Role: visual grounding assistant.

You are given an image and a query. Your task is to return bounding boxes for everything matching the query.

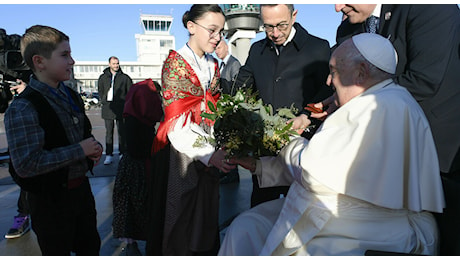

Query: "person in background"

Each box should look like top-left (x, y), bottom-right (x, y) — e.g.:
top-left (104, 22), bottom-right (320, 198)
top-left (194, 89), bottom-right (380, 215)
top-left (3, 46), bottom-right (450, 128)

top-left (233, 4), bottom-right (332, 208)
top-left (3, 81), bottom-right (30, 240)
top-left (215, 39), bottom-right (241, 96)
top-left (304, 4), bottom-right (460, 255)
top-left (4, 189), bottom-right (30, 239)
top-left (214, 39), bottom-right (241, 184)
top-left (5, 25), bottom-right (102, 255)
top-left (219, 33), bottom-right (445, 256)
top-left (145, 4), bottom-right (232, 256)
top-left (98, 56), bottom-right (132, 165)
top-left (112, 79), bottom-right (163, 256)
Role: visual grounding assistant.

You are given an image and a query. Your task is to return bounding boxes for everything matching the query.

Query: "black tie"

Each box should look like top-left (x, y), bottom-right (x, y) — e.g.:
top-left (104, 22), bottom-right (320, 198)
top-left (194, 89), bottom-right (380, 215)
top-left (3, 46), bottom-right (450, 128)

top-left (220, 62), bottom-right (225, 72)
top-left (276, 45), bottom-right (283, 54)
top-left (367, 15), bottom-right (379, 34)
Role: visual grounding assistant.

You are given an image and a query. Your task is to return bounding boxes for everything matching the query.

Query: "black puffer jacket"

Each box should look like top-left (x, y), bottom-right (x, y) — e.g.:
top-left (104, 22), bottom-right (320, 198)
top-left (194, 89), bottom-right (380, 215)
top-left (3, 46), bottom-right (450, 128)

top-left (97, 67), bottom-right (133, 120)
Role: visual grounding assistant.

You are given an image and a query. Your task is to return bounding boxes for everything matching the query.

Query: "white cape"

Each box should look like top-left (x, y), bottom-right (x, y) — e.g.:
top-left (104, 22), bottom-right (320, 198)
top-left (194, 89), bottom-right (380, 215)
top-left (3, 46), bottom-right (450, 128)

top-left (220, 80), bottom-right (445, 256)
top-left (299, 80), bottom-right (444, 212)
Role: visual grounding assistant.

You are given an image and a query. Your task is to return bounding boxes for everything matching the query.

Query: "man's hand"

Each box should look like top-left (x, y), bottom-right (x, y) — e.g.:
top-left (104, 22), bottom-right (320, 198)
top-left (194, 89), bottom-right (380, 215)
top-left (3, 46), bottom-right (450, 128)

top-left (10, 80), bottom-right (26, 96)
top-left (288, 114), bottom-right (311, 135)
top-left (310, 92), bottom-right (339, 120)
top-left (230, 156), bottom-right (257, 172)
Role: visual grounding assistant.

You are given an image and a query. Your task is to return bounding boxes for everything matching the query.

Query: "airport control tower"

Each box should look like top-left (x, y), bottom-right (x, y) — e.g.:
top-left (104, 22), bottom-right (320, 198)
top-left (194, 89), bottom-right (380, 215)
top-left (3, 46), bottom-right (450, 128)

top-left (135, 14), bottom-right (175, 65)
top-left (221, 4), bottom-right (263, 65)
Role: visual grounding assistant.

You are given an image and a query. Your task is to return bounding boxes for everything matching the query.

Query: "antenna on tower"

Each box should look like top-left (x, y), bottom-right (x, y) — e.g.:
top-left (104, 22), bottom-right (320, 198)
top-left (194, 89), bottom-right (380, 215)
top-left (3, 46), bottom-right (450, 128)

top-left (139, 9), bottom-right (143, 30)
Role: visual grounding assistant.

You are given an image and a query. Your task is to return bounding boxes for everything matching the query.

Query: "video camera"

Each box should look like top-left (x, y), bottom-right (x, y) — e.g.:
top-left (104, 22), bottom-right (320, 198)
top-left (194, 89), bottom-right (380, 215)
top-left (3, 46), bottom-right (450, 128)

top-left (0, 28), bottom-right (32, 113)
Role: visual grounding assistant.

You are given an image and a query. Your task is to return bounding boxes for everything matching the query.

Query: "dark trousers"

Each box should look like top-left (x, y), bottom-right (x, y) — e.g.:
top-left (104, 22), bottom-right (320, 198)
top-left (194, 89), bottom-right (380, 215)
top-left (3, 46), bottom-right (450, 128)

top-left (250, 175), bottom-right (289, 208)
top-left (17, 189), bottom-right (29, 215)
top-left (104, 118), bottom-right (126, 155)
top-left (219, 167), bottom-right (240, 182)
top-left (435, 170), bottom-right (460, 256)
top-left (28, 178), bottom-right (101, 256)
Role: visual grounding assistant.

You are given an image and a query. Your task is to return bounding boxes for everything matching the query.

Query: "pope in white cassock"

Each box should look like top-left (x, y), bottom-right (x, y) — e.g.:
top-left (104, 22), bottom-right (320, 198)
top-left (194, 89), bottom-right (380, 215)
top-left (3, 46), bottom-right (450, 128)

top-left (218, 33), bottom-right (445, 256)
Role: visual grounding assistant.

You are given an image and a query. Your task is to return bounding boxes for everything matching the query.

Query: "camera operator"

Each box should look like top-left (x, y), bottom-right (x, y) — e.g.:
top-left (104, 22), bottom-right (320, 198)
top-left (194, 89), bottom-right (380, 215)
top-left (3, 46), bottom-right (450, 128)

top-left (1, 28), bottom-right (31, 112)
top-left (3, 80), bottom-right (29, 240)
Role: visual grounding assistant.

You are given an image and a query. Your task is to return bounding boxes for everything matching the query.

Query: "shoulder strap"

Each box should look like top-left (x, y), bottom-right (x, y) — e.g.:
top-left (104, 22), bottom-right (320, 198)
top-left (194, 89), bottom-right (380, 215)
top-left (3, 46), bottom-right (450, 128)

top-left (20, 87), bottom-right (70, 148)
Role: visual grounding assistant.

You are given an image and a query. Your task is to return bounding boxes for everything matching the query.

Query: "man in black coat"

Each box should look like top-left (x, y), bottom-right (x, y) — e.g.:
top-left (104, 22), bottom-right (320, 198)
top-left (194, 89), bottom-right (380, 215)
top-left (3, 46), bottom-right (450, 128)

top-left (234, 4), bottom-right (332, 208)
top-left (332, 4), bottom-right (460, 255)
top-left (98, 56), bottom-right (132, 165)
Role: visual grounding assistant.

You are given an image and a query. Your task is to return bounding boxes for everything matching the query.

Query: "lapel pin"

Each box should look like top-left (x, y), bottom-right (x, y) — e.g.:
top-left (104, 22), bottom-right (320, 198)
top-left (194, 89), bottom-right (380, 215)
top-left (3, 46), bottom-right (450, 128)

top-left (385, 12), bottom-right (391, 21)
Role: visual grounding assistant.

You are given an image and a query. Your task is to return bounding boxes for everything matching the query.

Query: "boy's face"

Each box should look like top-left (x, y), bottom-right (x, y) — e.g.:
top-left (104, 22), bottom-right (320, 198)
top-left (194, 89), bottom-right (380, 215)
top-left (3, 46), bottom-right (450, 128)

top-left (41, 40), bottom-right (74, 83)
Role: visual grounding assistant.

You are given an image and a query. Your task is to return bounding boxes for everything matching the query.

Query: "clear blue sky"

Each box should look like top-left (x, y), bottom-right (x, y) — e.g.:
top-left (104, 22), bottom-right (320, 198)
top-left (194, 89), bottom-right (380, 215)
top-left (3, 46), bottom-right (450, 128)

top-left (1, 4), bottom-right (341, 62)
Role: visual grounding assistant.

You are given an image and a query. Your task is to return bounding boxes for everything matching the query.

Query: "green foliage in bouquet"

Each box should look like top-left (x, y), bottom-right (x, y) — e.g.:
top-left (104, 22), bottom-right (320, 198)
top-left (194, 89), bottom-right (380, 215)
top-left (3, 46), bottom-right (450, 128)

top-left (194, 89), bottom-right (299, 159)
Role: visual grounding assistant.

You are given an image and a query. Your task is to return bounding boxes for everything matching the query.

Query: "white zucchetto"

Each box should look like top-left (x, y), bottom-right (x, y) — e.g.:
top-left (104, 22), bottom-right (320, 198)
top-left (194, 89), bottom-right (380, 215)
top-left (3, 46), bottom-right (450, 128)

top-left (352, 33), bottom-right (398, 74)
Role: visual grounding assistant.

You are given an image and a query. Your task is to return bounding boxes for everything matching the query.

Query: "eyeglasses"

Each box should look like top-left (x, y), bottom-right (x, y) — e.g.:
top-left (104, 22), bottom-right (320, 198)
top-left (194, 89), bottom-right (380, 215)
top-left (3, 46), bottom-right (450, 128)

top-left (263, 22), bottom-right (291, 32)
top-left (263, 17), bottom-right (292, 32)
top-left (193, 21), bottom-right (227, 39)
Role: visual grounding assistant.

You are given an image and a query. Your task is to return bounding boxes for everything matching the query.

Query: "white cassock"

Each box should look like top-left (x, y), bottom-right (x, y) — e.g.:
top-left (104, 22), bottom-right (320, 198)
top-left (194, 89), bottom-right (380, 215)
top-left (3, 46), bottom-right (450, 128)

top-left (218, 79), bottom-right (445, 256)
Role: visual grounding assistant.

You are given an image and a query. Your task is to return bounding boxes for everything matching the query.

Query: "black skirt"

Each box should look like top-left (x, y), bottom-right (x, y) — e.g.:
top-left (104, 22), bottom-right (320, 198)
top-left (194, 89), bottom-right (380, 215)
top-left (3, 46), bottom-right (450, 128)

top-left (112, 154), bottom-right (150, 240)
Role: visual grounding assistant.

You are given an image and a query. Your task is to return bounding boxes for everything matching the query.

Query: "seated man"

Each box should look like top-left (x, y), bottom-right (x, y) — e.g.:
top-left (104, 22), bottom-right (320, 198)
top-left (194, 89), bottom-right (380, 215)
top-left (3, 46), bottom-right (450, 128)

top-left (219, 33), bottom-right (445, 256)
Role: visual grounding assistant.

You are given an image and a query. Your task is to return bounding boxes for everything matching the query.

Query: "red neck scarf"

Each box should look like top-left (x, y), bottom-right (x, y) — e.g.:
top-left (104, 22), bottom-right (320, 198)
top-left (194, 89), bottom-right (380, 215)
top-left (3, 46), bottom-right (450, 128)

top-left (153, 50), bottom-right (220, 154)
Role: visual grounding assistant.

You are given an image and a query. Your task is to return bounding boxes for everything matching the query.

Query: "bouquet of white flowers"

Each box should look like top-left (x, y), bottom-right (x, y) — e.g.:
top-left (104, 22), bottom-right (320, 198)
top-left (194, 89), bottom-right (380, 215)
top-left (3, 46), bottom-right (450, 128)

top-left (194, 89), bottom-right (299, 159)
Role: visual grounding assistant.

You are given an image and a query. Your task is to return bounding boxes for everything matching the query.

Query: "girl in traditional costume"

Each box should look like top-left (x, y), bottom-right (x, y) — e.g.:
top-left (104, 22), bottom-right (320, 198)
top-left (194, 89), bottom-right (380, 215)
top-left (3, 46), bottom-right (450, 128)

top-left (146, 4), bottom-right (233, 256)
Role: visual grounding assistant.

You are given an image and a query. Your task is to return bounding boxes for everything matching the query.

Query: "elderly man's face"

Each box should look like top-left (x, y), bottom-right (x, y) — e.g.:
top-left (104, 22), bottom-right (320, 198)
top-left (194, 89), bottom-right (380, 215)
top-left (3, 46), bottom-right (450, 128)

top-left (335, 4), bottom-right (376, 24)
top-left (327, 41), bottom-right (357, 106)
top-left (215, 40), bottom-right (228, 60)
top-left (261, 5), bottom-right (297, 46)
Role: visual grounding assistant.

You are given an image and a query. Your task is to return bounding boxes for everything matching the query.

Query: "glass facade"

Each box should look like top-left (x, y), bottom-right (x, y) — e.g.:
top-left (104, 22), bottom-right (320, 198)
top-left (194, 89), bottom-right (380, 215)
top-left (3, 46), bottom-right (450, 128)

top-left (160, 39), bottom-right (173, 48)
top-left (143, 19), bottom-right (172, 32)
top-left (221, 4), bottom-right (260, 13)
top-left (74, 63), bottom-right (162, 93)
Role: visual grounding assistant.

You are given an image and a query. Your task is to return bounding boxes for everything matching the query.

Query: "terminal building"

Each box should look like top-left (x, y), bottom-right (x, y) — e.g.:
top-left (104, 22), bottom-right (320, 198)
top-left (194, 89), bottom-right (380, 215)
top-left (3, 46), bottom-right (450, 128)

top-left (73, 13), bottom-right (175, 93)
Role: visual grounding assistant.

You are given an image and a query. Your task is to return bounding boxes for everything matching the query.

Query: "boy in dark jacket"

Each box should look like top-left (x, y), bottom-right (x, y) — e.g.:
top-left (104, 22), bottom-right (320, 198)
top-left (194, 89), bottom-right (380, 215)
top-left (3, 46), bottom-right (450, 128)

top-left (5, 25), bottom-right (103, 255)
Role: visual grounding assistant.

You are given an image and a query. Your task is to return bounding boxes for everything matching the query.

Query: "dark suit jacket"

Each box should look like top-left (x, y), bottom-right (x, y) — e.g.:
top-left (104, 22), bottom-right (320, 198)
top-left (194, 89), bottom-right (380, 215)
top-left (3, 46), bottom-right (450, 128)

top-left (336, 4), bottom-right (460, 173)
top-left (220, 55), bottom-right (241, 95)
top-left (234, 22), bottom-right (332, 112)
top-left (97, 67), bottom-right (133, 120)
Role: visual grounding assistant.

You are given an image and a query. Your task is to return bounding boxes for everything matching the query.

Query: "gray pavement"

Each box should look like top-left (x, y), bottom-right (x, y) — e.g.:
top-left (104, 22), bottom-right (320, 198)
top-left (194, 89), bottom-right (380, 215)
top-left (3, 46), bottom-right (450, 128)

top-left (0, 107), bottom-right (251, 256)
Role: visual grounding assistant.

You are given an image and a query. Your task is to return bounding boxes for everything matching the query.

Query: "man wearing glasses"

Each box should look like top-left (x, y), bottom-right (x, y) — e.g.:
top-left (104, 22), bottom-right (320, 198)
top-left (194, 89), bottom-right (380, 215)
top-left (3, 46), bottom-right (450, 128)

top-left (233, 4), bottom-right (332, 208)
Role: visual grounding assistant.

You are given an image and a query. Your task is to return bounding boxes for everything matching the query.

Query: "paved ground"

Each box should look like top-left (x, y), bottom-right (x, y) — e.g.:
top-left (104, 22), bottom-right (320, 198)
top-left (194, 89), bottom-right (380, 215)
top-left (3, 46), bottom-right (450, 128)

top-left (0, 107), bottom-right (251, 256)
